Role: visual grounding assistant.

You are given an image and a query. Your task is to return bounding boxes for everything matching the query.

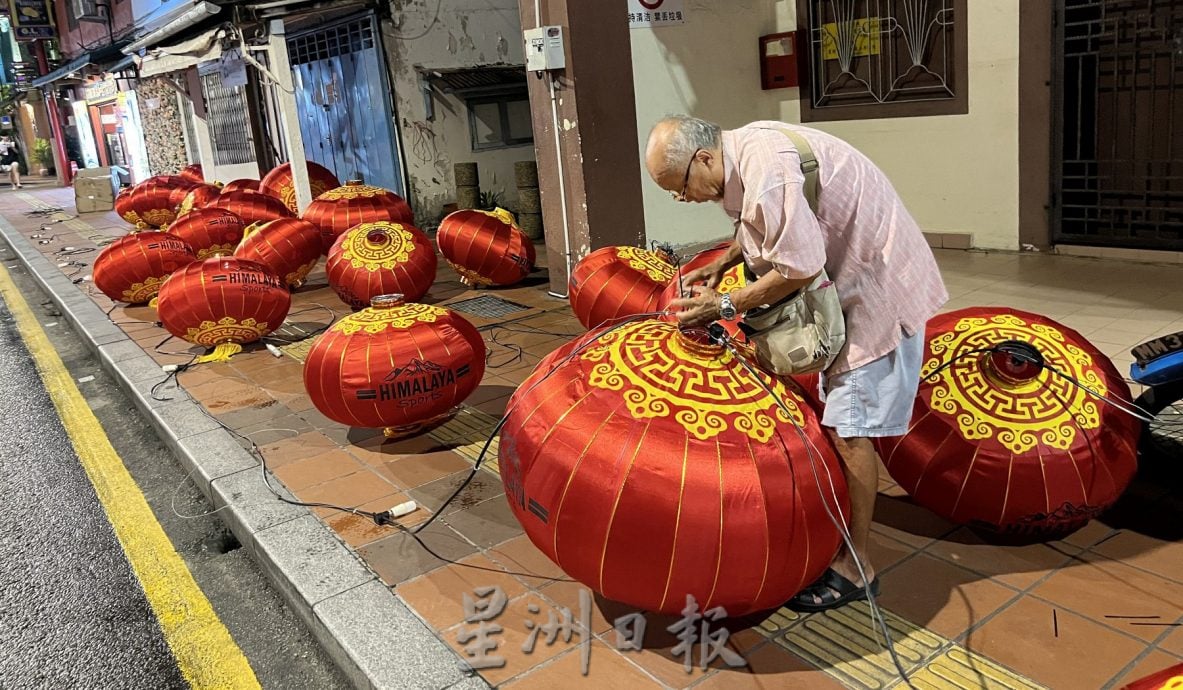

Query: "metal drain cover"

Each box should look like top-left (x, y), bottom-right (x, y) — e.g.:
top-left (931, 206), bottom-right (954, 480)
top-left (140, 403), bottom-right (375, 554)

top-left (448, 295), bottom-right (531, 319)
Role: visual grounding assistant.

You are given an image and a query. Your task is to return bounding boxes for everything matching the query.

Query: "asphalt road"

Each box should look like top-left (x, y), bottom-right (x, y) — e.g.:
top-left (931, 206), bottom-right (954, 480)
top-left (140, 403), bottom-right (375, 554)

top-left (0, 245), bottom-right (350, 689)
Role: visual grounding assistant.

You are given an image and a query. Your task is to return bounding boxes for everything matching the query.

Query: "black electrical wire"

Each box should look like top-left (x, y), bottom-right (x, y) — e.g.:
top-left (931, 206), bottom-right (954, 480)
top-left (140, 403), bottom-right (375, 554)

top-left (413, 311), bottom-right (669, 536)
top-left (262, 304), bottom-right (337, 345)
top-left (716, 332), bottom-right (917, 689)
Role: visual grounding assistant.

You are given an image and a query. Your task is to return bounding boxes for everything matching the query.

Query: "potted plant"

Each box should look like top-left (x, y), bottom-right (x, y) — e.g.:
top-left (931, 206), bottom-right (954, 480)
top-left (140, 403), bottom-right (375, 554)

top-left (33, 138), bottom-right (54, 176)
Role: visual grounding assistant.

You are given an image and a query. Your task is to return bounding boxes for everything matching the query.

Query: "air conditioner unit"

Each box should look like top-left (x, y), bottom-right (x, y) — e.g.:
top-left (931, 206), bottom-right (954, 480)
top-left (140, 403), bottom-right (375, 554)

top-left (73, 0), bottom-right (107, 23)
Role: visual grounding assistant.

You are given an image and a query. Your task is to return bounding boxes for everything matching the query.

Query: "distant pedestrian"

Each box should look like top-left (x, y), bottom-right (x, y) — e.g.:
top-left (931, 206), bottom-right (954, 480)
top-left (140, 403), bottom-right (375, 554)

top-left (0, 136), bottom-right (23, 190)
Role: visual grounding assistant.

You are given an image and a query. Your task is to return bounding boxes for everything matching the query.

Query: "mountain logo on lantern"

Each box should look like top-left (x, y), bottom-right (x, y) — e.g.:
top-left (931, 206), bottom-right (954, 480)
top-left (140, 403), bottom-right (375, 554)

top-left (385, 358), bottom-right (446, 382)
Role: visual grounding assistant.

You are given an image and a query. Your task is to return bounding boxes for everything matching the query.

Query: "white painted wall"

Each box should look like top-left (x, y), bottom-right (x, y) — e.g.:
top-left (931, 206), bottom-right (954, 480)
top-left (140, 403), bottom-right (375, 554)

top-left (631, 0), bottom-right (1022, 251)
top-left (381, 0), bottom-right (530, 228)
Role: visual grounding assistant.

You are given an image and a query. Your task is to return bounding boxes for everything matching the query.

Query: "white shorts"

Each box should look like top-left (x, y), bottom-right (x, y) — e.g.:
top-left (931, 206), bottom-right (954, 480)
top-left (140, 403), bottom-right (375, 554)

top-left (818, 328), bottom-right (925, 439)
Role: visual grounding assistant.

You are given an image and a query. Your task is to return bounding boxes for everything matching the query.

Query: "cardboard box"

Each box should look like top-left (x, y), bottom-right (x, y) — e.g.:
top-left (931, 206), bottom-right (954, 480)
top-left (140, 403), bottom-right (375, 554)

top-left (73, 166), bottom-right (124, 213)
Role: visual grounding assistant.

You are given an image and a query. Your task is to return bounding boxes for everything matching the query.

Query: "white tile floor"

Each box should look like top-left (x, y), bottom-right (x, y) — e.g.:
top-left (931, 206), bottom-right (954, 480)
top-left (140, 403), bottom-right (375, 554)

top-left (933, 248), bottom-right (1183, 395)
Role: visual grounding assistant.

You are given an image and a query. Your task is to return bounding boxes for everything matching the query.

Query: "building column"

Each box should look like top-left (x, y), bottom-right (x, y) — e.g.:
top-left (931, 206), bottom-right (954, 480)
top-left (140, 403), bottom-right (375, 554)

top-left (32, 42), bottom-right (72, 185)
top-left (182, 67), bottom-right (217, 181)
top-left (519, 0), bottom-right (647, 295)
top-left (268, 19), bottom-right (313, 213)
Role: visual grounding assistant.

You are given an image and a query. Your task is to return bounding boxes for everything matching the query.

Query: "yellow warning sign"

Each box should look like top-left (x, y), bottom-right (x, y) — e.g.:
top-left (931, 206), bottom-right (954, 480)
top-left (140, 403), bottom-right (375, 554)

top-left (821, 18), bottom-right (882, 61)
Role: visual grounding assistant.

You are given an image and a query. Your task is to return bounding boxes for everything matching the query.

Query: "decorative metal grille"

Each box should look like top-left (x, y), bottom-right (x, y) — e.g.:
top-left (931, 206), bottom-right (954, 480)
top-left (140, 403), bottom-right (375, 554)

top-left (200, 71), bottom-right (256, 166)
top-left (447, 295), bottom-right (531, 319)
top-left (799, 0), bottom-right (966, 119)
top-left (288, 19), bottom-right (375, 66)
top-left (1053, 0), bottom-right (1183, 250)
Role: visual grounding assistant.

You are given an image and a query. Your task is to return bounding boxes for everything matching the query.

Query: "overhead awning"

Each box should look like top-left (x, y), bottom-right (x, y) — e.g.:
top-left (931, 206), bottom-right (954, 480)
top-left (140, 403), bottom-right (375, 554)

top-left (122, 1), bottom-right (222, 55)
top-left (30, 43), bottom-right (131, 88)
top-left (420, 65), bottom-right (528, 98)
top-left (135, 26), bottom-right (228, 79)
top-left (106, 55), bottom-right (137, 75)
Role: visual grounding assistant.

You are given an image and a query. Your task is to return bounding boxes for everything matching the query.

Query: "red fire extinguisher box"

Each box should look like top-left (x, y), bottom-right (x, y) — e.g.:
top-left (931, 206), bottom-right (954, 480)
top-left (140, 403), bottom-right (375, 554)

top-left (760, 32), bottom-right (801, 90)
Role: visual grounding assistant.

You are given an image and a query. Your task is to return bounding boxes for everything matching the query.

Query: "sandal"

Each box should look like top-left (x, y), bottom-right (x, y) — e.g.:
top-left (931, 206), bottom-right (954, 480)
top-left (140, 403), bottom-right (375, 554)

top-left (786, 568), bottom-right (880, 613)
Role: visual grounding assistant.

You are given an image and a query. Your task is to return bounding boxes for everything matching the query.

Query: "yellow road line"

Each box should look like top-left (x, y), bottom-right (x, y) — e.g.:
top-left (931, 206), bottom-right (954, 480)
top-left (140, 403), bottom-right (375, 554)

top-left (0, 261), bottom-right (260, 689)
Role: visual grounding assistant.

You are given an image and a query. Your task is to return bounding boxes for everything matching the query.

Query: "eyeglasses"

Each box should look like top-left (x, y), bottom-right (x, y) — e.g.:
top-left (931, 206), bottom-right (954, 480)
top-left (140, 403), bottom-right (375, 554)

top-left (672, 149), bottom-right (701, 202)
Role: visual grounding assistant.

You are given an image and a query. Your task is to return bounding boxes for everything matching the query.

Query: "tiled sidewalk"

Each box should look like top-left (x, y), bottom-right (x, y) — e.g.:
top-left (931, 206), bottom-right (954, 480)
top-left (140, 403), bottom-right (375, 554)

top-left (4, 185), bottom-right (1183, 690)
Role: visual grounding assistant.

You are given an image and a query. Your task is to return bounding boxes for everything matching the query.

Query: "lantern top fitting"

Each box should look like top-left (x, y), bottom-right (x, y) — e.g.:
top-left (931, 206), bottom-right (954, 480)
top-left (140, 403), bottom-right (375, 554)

top-left (371, 294), bottom-right (406, 309)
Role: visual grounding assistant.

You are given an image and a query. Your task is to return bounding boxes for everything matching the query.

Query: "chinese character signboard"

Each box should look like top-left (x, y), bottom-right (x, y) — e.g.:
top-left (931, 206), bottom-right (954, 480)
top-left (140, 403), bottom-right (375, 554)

top-left (85, 78), bottom-right (119, 105)
top-left (10, 0), bottom-right (55, 41)
top-left (628, 0), bottom-right (685, 29)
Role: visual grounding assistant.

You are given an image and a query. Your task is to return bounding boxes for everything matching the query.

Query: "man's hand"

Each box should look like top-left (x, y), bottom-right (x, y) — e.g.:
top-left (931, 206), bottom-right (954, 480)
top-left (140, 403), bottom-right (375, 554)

top-left (680, 261), bottom-right (727, 291)
top-left (669, 285), bottom-right (722, 327)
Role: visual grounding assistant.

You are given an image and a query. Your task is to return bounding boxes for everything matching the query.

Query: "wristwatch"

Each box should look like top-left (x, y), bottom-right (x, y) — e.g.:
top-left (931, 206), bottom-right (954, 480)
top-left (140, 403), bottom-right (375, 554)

top-left (718, 293), bottom-right (738, 321)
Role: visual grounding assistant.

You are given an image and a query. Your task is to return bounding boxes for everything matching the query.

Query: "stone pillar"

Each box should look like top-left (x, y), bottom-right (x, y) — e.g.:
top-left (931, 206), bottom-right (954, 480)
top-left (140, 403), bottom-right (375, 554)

top-left (520, 0), bottom-right (646, 294)
top-left (515, 160), bottom-right (543, 240)
top-left (454, 162), bottom-right (480, 210)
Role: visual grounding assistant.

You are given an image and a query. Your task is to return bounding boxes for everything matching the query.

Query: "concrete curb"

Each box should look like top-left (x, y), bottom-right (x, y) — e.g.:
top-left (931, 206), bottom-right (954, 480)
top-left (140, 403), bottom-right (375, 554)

top-left (0, 217), bottom-right (485, 690)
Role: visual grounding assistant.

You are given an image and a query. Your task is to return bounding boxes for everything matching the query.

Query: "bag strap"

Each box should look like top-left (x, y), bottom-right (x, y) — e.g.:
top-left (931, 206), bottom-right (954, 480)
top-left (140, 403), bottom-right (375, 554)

top-left (741, 126), bottom-right (822, 287)
top-left (775, 127), bottom-right (820, 215)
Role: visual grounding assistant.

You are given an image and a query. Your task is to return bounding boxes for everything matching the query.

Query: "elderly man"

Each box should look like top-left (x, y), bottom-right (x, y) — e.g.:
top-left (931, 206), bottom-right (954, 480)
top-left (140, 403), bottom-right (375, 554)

top-left (646, 116), bottom-right (948, 612)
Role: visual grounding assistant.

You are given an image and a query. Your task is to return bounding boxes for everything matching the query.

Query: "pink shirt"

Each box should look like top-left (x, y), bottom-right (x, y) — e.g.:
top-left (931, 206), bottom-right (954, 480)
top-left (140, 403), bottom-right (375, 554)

top-left (722, 121), bottom-right (948, 375)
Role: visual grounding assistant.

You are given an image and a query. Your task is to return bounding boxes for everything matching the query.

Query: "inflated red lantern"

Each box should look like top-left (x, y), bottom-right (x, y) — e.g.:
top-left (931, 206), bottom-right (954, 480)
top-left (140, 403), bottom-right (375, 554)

top-left (658, 243), bottom-right (749, 341)
top-left (876, 308), bottom-right (1140, 538)
top-left (568, 246), bottom-right (674, 329)
top-left (436, 209), bottom-right (535, 287)
top-left (208, 190), bottom-right (294, 227)
top-left (175, 183), bottom-right (224, 218)
top-left (115, 187), bottom-right (140, 227)
top-left (92, 232), bottom-right (197, 304)
top-left (221, 179), bottom-right (260, 194)
top-left (157, 257), bottom-right (292, 362)
top-left (326, 221), bottom-right (437, 309)
top-left (180, 163), bottom-right (204, 183)
top-left (303, 295), bottom-right (486, 436)
top-left (233, 218), bottom-right (323, 290)
top-left (167, 208), bottom-right (247, 260)
top-left (121, 176), bottom-right (198, 229)
top-left (1123, 663), bottom-right (1183, 690)
top-left (499, 319), bottom-right (849, 616)
top-left (260, 161), bottom-right (341, 215)
top-left (302, 180), bottom-right (415, 252)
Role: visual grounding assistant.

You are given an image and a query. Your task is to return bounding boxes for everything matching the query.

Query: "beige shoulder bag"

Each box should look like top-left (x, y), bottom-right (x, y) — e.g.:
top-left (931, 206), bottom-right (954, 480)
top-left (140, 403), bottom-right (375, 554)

top-left (738, 128), bottom-right (847, 376)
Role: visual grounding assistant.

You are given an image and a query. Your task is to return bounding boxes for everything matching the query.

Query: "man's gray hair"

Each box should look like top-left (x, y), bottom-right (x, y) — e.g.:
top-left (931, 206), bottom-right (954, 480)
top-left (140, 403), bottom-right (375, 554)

top-left (652, 115), bottom-right (722, 175)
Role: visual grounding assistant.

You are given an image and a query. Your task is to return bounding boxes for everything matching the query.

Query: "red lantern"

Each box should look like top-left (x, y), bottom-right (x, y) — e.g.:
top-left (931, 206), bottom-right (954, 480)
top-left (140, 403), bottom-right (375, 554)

top-left (157, 257), bottom-right (292, 360)
top-left (326, 221), bottom-right (437, 309)
top-left (436, 209), bottom-right (535, 287)
top-left (499, 320), bottom-right (848, 616)
top-left (1123, 663), bottom-right (1183, 690)
top-left (875, 308), bottom-right (1139, 538)
top-left (180, 163), bottom-right (204, 183)
top-left (234, 218), bottom-right (323, 290)
top-left (122, 176), bottom-right (198, 229)
top-left (303, 295), bottom-right (486, 436)
top-left (568, 246), bottom-right (674, 329)
top-left (658, 243), bottom-right (749, 341)
top-left (302, 180), bottom-right (415, 252)
top-left (167, 208), bottom-right (247, 260)
top-left (221, 179), bottom-right (261, 194)
top-left (175, 183), bottom-right (224, 218)
top-left (115, 187), bottom-right (140, 227)
top-left (260, 161), bottom-right (341, 215)
top-left (208, 190), bottom-right (294, 227)
top-left (92, 232), bottom-right (197, 304)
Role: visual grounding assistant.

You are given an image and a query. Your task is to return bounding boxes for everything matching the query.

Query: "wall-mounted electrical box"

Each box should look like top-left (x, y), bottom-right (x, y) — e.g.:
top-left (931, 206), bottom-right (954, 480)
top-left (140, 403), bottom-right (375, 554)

top-left (760, 31), bottom-right (800, 90)
top-left (524, 25), bottom-right (566, 72)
